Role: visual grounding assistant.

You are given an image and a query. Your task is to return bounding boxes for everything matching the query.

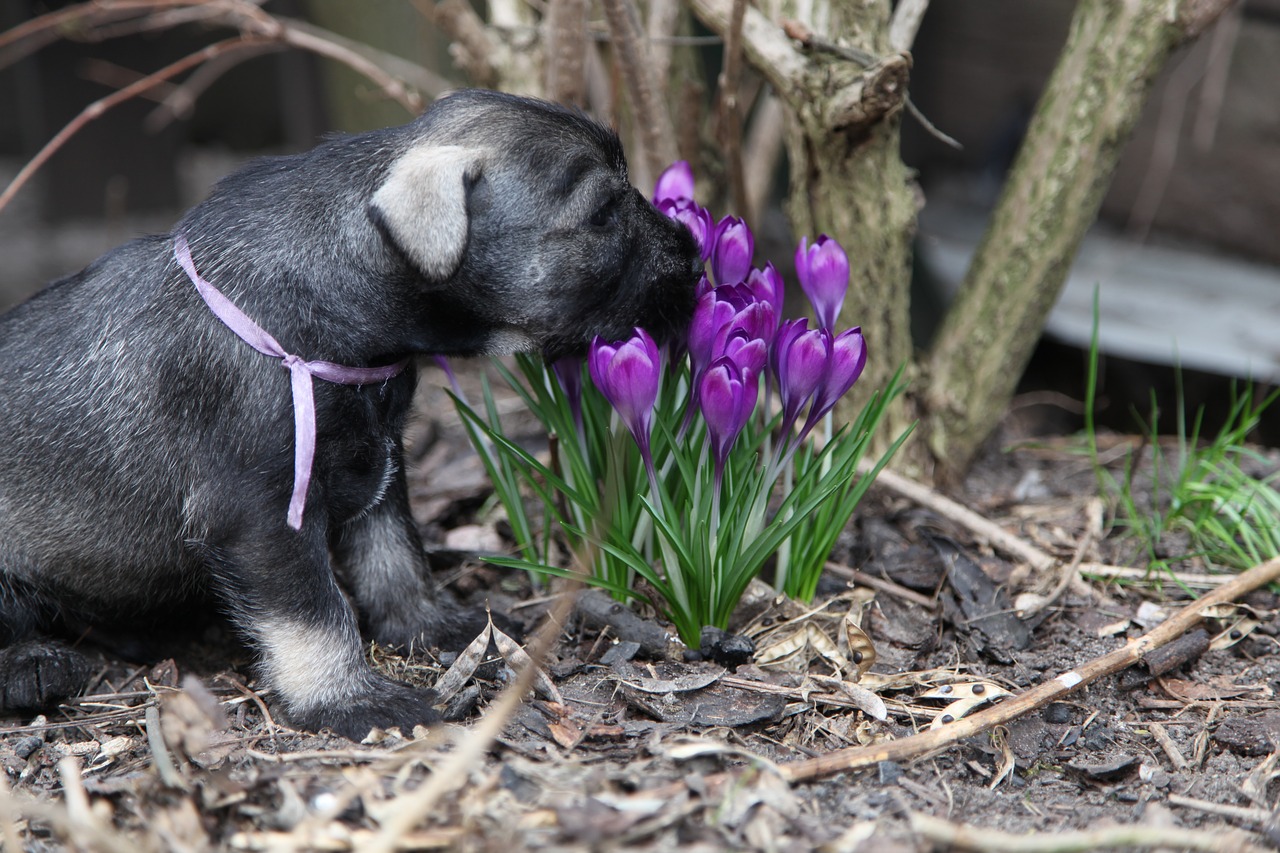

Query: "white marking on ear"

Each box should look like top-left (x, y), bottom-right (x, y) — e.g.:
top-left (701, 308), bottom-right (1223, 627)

top-left (370, 144), bottom-right (482, 281)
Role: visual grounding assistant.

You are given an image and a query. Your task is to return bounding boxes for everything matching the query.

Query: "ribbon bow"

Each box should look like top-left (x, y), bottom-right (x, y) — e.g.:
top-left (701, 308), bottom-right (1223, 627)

top-left (174, 235), bottom-right (408, 530)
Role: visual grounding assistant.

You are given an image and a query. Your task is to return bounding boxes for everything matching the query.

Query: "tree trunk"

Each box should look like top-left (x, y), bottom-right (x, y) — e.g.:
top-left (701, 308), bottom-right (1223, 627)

top-left (922, 0), bottom-right (1234, 480)
top-left (687, 0), bottom-right (922, 466)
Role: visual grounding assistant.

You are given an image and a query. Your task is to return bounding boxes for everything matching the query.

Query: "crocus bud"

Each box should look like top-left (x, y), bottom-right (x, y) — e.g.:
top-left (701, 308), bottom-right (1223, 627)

top-left (588, 329), bottom-right (662, 463)
top-left (699, 356), bottom-right (758, 478)
top-left (745, 264), bottom-right (784, 329)
top-left (653, 161), bottom-right (695, 204)
top-left (712, 216), bottom-right (754, 286)
top-left (795, 235), bottom-right (849, 330)
top-left (552, 356), bottom-right (584, 434)
top-left (658, 198), bottom-right (715, 261)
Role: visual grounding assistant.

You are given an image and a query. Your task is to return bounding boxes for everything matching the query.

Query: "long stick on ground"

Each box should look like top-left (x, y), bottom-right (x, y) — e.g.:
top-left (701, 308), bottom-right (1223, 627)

top-left (787, 555), bottom-right (1280, 782)
top-left (625, 555), bottom-right (1280, 799)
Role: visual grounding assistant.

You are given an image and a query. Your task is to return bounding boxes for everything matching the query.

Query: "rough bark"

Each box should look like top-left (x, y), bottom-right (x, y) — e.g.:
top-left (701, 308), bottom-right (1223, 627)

top-left (922, 0), bottom-right (1236, 481)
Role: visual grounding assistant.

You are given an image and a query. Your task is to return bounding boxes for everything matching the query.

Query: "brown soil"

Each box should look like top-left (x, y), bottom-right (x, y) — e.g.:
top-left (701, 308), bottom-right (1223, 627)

top-left (2, 361), bottom-right (1278, 853)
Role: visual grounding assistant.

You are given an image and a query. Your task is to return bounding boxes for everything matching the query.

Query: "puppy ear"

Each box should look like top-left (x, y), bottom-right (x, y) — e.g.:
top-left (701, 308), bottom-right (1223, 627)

top-left (369, 145), bottom-right (481, 281)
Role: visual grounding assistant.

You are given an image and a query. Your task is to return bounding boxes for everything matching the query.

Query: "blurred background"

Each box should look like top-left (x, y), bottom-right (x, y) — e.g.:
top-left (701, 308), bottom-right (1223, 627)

top-left (1, 0), bottom-right (1277, 440)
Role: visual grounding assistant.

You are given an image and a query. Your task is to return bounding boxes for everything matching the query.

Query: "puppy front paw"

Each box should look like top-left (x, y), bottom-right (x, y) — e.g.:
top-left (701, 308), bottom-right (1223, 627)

top-left (286, 678), bottom-right (441, 741)
top-left (0, 640), bottom-right (93, 711)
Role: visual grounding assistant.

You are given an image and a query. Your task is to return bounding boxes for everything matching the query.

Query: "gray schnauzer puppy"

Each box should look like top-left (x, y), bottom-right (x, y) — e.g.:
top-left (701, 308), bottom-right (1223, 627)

top-left (0, 89), bottom-right (700, 739)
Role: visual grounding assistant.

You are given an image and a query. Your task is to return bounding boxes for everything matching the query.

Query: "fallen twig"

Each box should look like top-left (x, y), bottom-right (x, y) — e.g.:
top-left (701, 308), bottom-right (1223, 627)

top-left (860, 460), bottom-right (1056, 572)
top-left (908, 810), bottom-right (1267, 852)
top-left (1168, 793), bottom-right (1274, 825)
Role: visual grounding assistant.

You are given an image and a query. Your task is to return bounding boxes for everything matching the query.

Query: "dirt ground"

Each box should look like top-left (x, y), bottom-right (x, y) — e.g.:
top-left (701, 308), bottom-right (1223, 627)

top-left (2, 362), bottom-right (1278, 853)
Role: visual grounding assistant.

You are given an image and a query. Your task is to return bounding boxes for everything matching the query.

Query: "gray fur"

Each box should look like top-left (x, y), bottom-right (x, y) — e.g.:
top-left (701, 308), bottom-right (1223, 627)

top-left (0, 90), bottom-right (700, 739)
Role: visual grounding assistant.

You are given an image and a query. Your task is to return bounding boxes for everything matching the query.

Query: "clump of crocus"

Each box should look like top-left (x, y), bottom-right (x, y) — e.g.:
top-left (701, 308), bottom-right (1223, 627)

top-left (450, 161), bottom-right (907, 646)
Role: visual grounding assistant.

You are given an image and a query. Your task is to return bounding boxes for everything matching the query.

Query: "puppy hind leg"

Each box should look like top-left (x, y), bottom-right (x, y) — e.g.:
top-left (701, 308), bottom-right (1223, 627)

top-left (202, 526), bottom-right (440, 740)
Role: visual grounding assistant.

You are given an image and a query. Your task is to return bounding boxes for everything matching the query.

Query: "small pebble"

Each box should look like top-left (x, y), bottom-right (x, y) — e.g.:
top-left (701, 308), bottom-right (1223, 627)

top-left (12, 737), bottom-right (42, 760)
top-left (1044, 702), bottom-right (1073, 724)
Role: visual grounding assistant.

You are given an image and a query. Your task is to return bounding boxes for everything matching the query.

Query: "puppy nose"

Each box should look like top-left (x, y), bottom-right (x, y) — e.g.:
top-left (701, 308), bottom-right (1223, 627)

top-left (689, 256), bottom-right (704, 279)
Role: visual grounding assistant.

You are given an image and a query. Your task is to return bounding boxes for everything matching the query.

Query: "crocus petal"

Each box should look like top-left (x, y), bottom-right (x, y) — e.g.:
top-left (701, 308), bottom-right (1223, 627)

top-left (720, 331), bottom-right (768, 378)
top-left (587, 336), bottom-right (618, 392)
top-left (711, 217), bottom-right (754, 286)
top-left (653, 161), bottom-right (695, 204)
top-left (781, 329), bottom-right (832, 424)
top-left (770, 318), bottom-right (809, 392)
top-left (588, 328), bottom-right (662, 443)
top-left (811, 327), bottom-right (867, 419)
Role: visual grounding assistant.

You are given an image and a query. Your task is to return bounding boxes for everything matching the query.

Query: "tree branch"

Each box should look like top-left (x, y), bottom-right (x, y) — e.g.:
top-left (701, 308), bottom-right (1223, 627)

top-left (600, 0), bottom-right (678, 184)
top-left (923, 0), bottom-right (1237, 480)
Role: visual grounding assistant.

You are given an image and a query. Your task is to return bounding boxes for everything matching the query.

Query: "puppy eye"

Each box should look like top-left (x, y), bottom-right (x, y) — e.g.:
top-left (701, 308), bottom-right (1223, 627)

top-left (589, 199), bottom-right (616, 229)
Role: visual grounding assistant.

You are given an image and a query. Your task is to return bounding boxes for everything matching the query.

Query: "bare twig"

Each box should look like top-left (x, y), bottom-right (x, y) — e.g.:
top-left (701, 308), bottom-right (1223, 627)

top-left (600, 0), bottom-right (679, 184)
top-left (645, 0), bottom-right (681, 87)
top-left (544, 0), bottom-right (588, 105)
top-left (0, 36), bottom-right (258, 215)
top-left (1148, 721), bottom-right (1189, 771)
top-left (267, 18), bottom-right (423, 113)
top-left (1168, 793), bottom-right (1274, 825)
top-left (824, 561), bottom-right (937, 610)
top-left (888, 0), bottom-right (930, 53)
top-left (145, 704), bottom-right (189, 790)
top-left (1018, 498), bottom-right (1102, 618)
top-left (145, 42), bottom-right (283, 129)
top-left (909, 811), bottom-right (1267, 853)
top-left (904, 96), bottom-right (962, 150)
top-left (422, 0), bottom-right (499, 88)
top-left (858, 459), bottom-right (1057, 573)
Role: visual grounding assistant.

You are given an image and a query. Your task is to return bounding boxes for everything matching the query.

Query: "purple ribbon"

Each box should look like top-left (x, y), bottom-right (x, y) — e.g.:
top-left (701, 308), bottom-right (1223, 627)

top-left (174, 235), bottom-right (408, 530)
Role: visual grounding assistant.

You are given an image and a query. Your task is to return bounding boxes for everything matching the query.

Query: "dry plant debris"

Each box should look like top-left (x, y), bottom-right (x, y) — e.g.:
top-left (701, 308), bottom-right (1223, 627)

top-left (2, 389), bottom-right (1280, 850)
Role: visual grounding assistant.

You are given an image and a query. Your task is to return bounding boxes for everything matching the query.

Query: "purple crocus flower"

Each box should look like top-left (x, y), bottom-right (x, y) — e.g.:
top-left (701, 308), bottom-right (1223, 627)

top-left (588, 329), bottom-right (662, 476)
top-left (699, 356), bottom-right (758, 483)
top-left (658, 198), bottom-right (715, 261)
top-left (653, 160), bottom-right (695, 204)
top-left (688, 289), bottom-right (742, 378)
top-left (717, 299), bottom-right (776, 350)
top-left (711, 216), bottom-right (754, 286)
top-left (795, 235), bottom-right (850, 330)
top-left (806, 326), bottom-right (867, 428)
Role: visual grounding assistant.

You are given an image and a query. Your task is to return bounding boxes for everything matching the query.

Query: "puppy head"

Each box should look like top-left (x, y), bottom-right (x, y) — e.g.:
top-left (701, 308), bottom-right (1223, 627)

top-left (367, 91), bottom-right (701, 360)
